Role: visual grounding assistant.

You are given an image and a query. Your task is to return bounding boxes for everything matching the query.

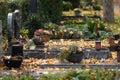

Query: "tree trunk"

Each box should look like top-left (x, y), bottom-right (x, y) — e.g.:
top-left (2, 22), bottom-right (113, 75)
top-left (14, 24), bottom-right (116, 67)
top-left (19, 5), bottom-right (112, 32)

top-left (103, 0), bottom-right (114, 22)
top-left (119, 0), bottom-right (120, 16)
top-left (99, 0), bottom-right (103, 5)
top-left (0, 20), bottom-right (2, 58)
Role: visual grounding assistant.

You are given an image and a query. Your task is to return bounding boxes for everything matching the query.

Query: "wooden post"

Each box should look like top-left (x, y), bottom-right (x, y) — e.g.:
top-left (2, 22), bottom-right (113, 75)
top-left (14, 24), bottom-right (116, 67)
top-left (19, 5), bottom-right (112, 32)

top-left (103, 0), bottom-right (115, 22)
top-left (0, 20), bottom-right (2, 58)
top-left (119, 0), bottom-right (120, 16)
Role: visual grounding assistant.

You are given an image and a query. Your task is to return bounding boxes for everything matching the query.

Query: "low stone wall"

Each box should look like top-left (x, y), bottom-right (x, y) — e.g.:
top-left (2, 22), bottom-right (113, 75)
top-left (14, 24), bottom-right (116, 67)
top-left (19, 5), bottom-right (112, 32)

top-left (23, 47), bottom-right (111, 59)
top-left (24, 49), bottom-right (60, 59)
top-left (83, 47), bottom-right (111, 59)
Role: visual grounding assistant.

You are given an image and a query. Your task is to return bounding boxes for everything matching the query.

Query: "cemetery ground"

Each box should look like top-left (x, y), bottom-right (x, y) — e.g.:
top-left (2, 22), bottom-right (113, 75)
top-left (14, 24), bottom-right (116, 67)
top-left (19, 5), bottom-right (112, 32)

top-left (1, 4), bottom-right (120, 80)
top-left (1, 37), bottom-right (120, 79)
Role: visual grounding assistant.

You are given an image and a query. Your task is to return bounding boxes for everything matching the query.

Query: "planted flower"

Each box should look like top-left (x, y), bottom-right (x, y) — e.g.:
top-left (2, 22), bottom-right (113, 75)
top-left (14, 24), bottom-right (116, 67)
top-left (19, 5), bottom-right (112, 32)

top-left (60, 44), bottom-right (84, 63)
top-left (34, 29), bottom-right (52, 36)
top-left (33, 29), bottom-right (53, 45)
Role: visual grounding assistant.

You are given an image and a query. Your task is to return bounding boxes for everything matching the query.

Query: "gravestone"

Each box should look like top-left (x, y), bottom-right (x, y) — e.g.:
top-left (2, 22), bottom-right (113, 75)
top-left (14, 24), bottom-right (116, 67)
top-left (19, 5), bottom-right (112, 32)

top-left (7, 12), bottom-right (14, 45)
top-left (29, 0), bottom-right (38, 13)
top-left (0, 20), bottom-right (2, 58)
top-left (13, 10), bottom-right (21, 39)
top-left (7, 10), bottom-right (23, 56)
top-left (7, 10), bottom-right (21, 45)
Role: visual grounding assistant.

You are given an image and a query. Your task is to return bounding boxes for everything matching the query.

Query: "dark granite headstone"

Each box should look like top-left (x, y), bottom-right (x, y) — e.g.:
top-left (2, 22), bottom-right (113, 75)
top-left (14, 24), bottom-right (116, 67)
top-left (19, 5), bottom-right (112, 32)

top-left (7, 10), bottom-right (21, 43)
top-left (11, 44), bottom-right (23, 56)
top-left (13, 10), bottom-right (21, 39)
top-left (29, 0), bottom-right (38, 13)
top-left (7, 10), bottom-right (22, 56)
top-left (7, 10), bottom-right (20, 44)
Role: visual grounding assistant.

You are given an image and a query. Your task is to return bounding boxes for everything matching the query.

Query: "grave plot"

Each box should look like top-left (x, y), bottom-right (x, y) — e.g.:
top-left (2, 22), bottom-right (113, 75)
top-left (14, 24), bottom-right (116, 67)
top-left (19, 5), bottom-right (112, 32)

top-left (21, 39), bottom-right (120, 69)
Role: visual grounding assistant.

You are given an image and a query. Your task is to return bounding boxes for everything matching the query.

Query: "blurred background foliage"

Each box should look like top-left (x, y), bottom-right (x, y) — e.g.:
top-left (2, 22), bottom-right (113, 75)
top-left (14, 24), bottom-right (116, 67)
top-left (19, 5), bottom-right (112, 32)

top-left (0, 0), bottom-right (119, 39)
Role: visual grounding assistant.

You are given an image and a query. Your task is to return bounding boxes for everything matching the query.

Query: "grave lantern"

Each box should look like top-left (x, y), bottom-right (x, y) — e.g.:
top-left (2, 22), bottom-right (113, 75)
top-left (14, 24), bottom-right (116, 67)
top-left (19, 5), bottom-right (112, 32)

top-left (95, 25), bottom-right (101, 51)
top-left (95, 40), bottom-right (101, 51)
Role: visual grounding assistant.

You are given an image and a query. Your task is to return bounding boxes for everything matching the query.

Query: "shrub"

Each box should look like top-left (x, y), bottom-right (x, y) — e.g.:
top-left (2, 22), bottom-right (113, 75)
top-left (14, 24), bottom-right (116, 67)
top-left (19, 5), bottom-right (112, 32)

top-left (93, 4), bottom-right (102, 11)
top-left (20, 0), bottom-right (62, 37)
top-left (38, 0), bottom-right (62, 24)
top-left (8, 1), bottom-right (19, 12)
top-left (23, 14), bottom-right (42, 38)
top-left (18, 0), bottom-right (30, 23)
top-left (0, 1), bottom-right (9, 34)
top-left (63, 1), bottom-right (72, 11)
top-left (64, 0), bottom-right (80, 8)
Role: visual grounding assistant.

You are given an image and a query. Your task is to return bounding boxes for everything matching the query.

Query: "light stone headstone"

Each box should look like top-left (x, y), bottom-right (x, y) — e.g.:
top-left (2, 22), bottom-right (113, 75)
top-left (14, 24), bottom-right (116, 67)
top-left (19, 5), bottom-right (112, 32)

top-left (7, 12), bottom-right (14, 45)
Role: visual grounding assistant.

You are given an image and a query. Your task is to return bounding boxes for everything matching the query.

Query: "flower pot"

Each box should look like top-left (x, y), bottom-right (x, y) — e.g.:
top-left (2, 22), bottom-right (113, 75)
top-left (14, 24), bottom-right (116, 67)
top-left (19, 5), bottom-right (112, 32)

top-left (33, 40), bottom-right (44, 45)
top-left (42, 35), bottom-right (51, 42)
top-left (67, 53), bottom-right (83, 63)
top-left (33, 35), bottom-right (50, 43)
top-left (33, 37), bottom-right (44, 45)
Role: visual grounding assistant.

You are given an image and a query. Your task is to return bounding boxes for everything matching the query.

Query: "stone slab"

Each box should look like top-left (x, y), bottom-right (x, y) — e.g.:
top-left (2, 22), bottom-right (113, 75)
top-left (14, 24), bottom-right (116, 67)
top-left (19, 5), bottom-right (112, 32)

top-left (83, 47), bottom-right (112, 59)
top-left (39, 64), bottom-right (120, 69)
top-left (24, 49), bottom-right (60, 59)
